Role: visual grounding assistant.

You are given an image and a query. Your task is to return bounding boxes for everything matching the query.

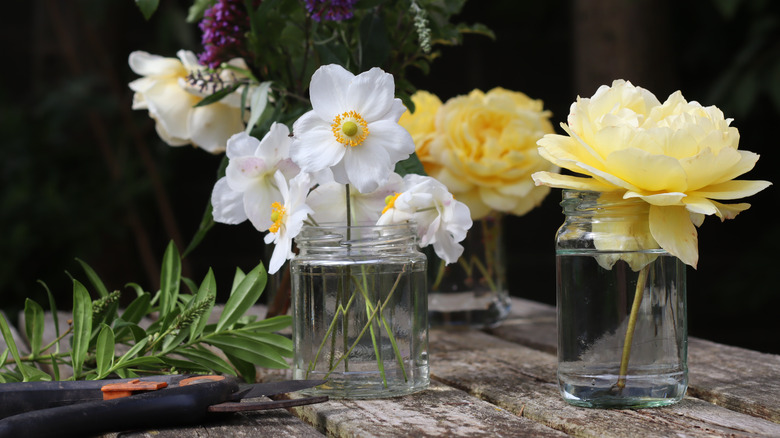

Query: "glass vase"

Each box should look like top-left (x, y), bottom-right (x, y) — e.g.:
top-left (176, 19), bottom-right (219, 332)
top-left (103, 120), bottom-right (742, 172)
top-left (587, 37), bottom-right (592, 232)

top-left (428, 212), bottom-right (511, 329)
top-left (555, 190), bottom-right (687, 408)
top-left (290, 223), bottom-right (429, 399)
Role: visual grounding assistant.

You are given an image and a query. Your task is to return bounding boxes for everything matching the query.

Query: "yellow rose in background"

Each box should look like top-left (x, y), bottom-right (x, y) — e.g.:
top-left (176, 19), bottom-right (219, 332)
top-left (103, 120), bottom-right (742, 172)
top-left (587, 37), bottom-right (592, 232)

top-left (532, 79), bottom-right (771, 268)
top-left (399, 91), bottom-right (442, 175)
top-left (403, 88), bottom-right (557, 220)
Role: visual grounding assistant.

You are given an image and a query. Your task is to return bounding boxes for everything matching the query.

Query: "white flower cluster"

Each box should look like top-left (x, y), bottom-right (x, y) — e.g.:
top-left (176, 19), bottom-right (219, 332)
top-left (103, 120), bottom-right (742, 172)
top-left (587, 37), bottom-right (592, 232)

top-left (209, 64), bottom-right (473, 273)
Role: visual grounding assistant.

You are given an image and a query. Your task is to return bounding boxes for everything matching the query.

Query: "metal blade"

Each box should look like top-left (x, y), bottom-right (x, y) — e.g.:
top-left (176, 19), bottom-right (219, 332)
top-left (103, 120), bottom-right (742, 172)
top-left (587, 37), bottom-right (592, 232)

top-left (208, 395), bottom-right (329, 413)
top-left (236, 379), bottom-right (327, 400)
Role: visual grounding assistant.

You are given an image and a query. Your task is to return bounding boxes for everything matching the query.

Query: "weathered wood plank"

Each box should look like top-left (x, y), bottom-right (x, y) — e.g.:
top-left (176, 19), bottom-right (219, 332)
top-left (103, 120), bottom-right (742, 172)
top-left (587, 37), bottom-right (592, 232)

top-left (103, 408), bottom-right (324, 437)
top-left (489, 298), bottom-right (780, 424)
top-left (289, 381), bottom-right (568, 437)
top-left (429, 328), bottom-right (780, 437)
top-left (687, 338), bottom-right (780, 424)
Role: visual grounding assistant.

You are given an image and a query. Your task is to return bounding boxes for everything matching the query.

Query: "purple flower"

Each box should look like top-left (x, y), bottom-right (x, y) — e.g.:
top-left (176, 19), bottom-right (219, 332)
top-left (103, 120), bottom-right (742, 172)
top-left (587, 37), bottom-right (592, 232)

top-left (303, 0), bottom-right (358, 22)
top-left (198, 0), bottom-right (252, 69)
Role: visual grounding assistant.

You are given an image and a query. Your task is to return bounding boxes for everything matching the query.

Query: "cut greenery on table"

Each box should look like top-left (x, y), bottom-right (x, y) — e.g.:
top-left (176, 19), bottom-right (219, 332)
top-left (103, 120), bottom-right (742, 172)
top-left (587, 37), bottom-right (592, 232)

top-left (0, 241), bottom-right (291, 383)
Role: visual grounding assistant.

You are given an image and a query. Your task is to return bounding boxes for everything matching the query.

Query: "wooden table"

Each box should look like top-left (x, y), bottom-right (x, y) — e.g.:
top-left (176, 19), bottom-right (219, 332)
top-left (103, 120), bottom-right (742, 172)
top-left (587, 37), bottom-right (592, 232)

top-left (95, 297), bottom-right (780, 437)
top-left (6, 298), bottom-right (780, 437)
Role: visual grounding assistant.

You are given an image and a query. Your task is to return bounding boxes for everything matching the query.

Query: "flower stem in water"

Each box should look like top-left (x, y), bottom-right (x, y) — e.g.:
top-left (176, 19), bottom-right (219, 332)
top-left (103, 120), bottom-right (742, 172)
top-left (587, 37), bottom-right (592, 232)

top-left (615, 263), bottom-right (650, 390)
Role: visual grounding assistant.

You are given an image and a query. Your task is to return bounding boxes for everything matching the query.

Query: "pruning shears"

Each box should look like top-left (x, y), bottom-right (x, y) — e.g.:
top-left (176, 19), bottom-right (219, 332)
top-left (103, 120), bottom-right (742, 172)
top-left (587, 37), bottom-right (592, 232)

top-left (0, 374), bottom-right (327, 437)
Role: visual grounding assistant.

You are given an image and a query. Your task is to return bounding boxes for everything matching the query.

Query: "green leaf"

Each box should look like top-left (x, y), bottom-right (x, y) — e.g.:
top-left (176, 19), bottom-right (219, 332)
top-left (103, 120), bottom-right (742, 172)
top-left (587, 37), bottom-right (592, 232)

top-left (231, 267), bottom-right (247, 294)
top-left (359, 9), bottom-right (391, 71)
top-left (206, 334), bottom-right (288, 369)
top-left (232, 331), bottom-right (293, 356)
top-left (124, 282), bottom-right (148, 298)
top-left (241, 314), bottom-right (292, 333)
top-left (182, 204), bottom-right (215, 259)
top-left (71, 280), bottom-right (93, 379)
top-left (115, 337), bottom-right (150, 366)
top-left (216, 263), bottom-right (267, 332)
top-left (0, 313), bottom-right (28, 379)
top-left (223, 351), bottom-right (256, 383)
top-left (23, 299), bottom-right (45, 356)
top-left (39, 281), bottom-right (61, 345)
top-left (189, 269), bottom-right (217, 342)
top-left (95, 324), bottom-right (115, 379)
top-left (134, 0), bottom-right (159, 20)
top-left (116, 356), bottom-right (163, 369)
top-left (395, 152), bottom-right (427, 177)
top-left (176, 347), bottom-right (236, 376)
top-left (18, 363), bottom-right (51, 382)
top-left (121, 292), bottom-right (151, 325)
top-left (245, 81), bottom-right (272, 134)
top-left (76, 258), bottom-right (109, 297)
top-left (194, 83), bottom-right (242, 108)
top-left (159, 241), bottom-right (182, 319)
top-left (159, 356), bottom-right (213, 373)
top-left (186, 0), bottom-right (216, 22)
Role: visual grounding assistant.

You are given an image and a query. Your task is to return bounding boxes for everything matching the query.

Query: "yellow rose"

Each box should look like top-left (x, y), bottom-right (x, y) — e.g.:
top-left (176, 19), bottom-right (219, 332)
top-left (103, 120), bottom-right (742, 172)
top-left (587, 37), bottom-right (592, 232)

top-left (532, 80), bottom-right (771, 268)
top-left (412, 88), bottom-right (557, 220)
top-left (399, 91), bottom-right (443, 176)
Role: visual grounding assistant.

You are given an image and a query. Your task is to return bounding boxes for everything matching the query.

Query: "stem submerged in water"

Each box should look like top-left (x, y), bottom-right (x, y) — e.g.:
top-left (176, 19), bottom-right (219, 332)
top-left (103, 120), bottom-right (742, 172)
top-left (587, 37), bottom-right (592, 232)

top-left (615, 263), bottom-right (651, 391)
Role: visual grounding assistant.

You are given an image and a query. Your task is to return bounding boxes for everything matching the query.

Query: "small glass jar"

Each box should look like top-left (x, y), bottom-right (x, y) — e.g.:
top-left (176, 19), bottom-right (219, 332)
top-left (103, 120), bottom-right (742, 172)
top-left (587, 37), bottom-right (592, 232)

top-left (428, 212), bottom-right (511, 329)
top-left (555, 190), bottom-right (687, 408)
top-left (290, 223), bottom-right (429, 399)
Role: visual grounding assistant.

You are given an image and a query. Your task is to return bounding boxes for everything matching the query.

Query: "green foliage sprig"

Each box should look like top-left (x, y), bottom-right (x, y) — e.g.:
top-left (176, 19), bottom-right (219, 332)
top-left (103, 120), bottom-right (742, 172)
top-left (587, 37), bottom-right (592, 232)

top-left (0, 241), bottom-right (291, 383)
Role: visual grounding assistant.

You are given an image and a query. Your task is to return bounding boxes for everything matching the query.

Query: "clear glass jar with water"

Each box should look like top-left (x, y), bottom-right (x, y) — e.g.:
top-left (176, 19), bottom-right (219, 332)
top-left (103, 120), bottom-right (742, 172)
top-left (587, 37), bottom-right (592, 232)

top-left (556, 190), bottom-right (687, 408)
top-left (290, 223), bottom-right (429, 399)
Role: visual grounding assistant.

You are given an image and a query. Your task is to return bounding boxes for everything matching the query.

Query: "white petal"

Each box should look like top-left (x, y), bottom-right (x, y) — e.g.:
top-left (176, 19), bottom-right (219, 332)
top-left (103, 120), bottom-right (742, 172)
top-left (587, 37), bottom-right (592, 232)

top-left (348, 68), bottom-right (396, 121)
top-left (211, 178), bottom-right (247, 224)
top-left (309, 65), bottom-right (353, 121)
top-left (243, 182), bottom-right (280, 231)
top-left (225, 131), bottom-right (260, 159)
top-left (128, 51), bottom-right (183, 77)
top-left (257, 122), bottom-right (292, 162)
top-left (188, 104), bottom-right (245, 153)
top-left (142, 79), bottom-right (197, 141)
top-left (290, 116), bottom-right (345, 172)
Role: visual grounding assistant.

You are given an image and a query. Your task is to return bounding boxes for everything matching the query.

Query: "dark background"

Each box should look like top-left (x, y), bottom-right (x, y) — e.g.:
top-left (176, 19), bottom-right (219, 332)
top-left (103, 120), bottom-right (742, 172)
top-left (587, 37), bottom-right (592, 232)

top-left (2, 0), bottom-right (778, 353)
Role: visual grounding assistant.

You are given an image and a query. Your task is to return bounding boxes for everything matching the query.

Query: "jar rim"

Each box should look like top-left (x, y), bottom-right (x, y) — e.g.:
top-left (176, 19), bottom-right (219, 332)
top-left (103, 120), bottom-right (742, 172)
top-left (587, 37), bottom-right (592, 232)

top-left (295, 222), bottom-right (418, 249)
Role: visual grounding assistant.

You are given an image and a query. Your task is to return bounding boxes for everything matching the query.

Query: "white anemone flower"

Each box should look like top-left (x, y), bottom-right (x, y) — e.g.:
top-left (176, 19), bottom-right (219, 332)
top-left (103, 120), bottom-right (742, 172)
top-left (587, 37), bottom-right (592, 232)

top-left (128, 50), bottom-right (251, 153)
top-left (264, 171), bottom-right (315, 274)
top-left (378, 174), bottom-right (472, 264)
top-left (308, 173), bottom-right (404, 225)
top-left (289, 64), bottom-right (415, 193)
top-left (211, 124), bottom-right (300, 231)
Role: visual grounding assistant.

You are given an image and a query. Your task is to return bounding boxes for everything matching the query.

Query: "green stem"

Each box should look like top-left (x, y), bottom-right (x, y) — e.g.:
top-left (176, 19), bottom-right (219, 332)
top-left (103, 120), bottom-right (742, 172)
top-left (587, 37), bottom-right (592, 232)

top-left (616, 264), bottom-right (651, 390)
top-left (324, 266), bottom-right (407, 380)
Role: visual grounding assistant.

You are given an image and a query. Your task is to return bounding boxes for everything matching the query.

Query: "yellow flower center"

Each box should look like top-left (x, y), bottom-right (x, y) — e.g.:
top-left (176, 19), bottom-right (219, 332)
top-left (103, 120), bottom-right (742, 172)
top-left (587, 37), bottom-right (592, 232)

top-left (382, 193), bottom-right (401, 214)
top-left (332, 110), bottom-right (369, 147)
top-left (269, 202), bottom-right (286, 233)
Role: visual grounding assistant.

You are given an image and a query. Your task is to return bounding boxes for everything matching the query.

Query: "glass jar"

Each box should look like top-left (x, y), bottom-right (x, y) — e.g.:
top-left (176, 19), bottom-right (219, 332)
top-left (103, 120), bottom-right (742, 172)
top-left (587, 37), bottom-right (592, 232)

top-left (428, 212), bottom-right (511, 329)
top-left (555, 190), bottom-right (687, 408)
top-left (290, 223), bottom-right (429, 399)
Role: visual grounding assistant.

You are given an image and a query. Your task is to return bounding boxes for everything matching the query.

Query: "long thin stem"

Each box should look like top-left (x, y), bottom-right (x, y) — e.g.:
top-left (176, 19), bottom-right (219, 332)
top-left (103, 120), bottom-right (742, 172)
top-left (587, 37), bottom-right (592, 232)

top-left (615, 264), bottom-right (651, 390)
top-left (324, 266), bottom-right (407, 380)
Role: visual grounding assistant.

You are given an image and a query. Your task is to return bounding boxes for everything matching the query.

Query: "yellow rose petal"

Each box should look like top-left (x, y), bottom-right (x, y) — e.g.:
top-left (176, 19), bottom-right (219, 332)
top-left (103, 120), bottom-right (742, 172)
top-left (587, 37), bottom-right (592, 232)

top-left (531, 171), bottom-right (614, 192)
top-left (649, 205), bottom-right (699, 268)
top-left (709, 199), bottom-right (751, 220)
top-left (605, 148), bottom-right (687, 192)
top-left (694, 179), bottom-right (772, 200)
top-left (625, 191), bottom-right (686, 206)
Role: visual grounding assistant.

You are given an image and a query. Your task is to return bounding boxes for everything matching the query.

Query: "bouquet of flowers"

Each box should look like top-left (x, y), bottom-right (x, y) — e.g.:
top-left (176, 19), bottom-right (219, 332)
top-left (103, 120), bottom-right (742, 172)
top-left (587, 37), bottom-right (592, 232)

top-left (127, 0), bottom-right (486, 384)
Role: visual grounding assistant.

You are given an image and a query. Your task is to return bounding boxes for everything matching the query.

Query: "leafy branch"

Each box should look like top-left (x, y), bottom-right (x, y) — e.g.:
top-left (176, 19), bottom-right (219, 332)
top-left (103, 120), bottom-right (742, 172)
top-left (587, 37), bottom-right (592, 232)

top-left (0, 241), bottom-right (291, 383)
